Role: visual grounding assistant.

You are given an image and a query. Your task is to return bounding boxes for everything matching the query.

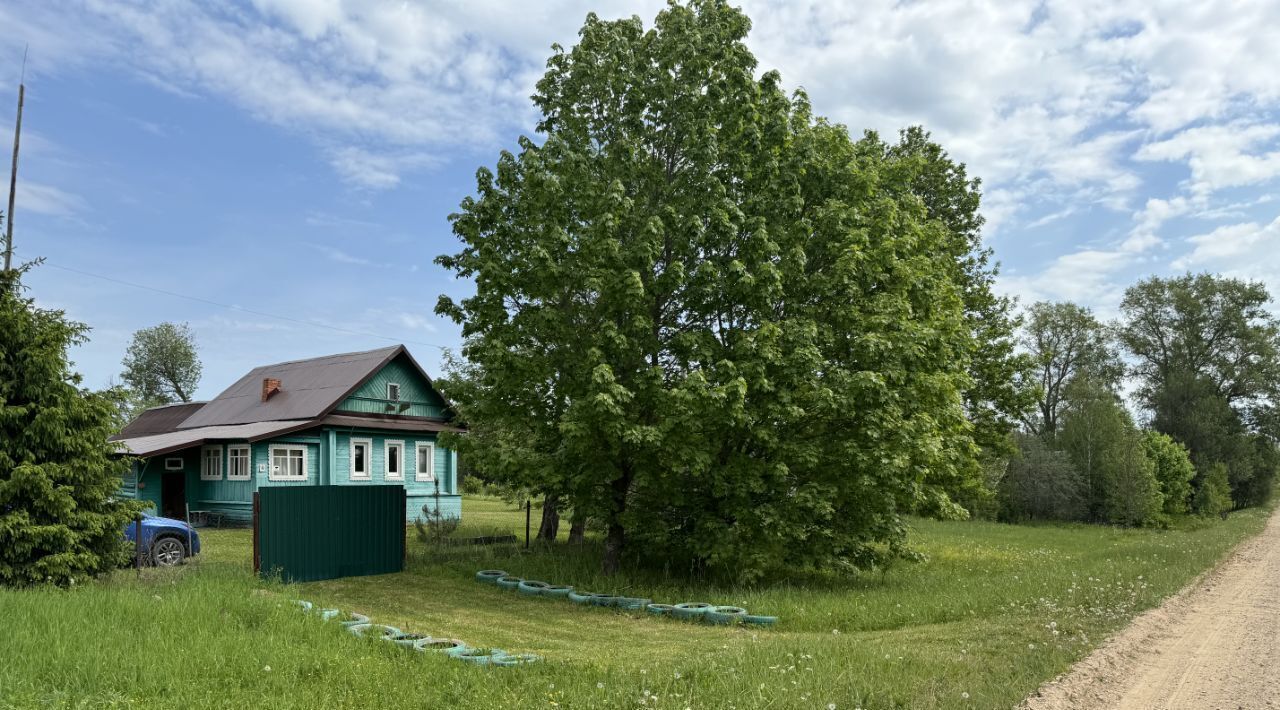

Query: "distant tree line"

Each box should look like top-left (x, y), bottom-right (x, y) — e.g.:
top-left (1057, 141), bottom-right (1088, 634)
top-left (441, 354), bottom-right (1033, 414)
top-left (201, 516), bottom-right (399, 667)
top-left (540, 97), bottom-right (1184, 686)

top-left (994, 275), bottom-right (1279, 525)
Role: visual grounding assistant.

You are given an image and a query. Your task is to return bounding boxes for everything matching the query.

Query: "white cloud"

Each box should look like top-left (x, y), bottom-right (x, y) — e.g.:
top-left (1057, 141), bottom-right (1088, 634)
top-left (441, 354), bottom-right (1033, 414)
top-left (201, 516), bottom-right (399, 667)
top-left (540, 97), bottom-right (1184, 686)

top-left (326, 146), bottom-right (440, 189)
top-left (999, 247), bottom-right (1133, 310)
top-left (308, 243), bottom-right (372, 266)
top-left (395, 312), bottom-right (438, 332)
top-left (1135, 122), bottom-right (1280, 197)
top-left (16, 181), bottom-right (84, 216)
top-left (1172, 217), bottom-right (1280, 272)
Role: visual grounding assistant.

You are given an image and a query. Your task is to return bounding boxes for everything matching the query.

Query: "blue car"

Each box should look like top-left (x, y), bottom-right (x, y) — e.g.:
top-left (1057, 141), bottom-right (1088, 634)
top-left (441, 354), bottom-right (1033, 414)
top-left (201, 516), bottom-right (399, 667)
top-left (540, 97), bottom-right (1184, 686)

top-left (124, 513), bottom-right (202, 567)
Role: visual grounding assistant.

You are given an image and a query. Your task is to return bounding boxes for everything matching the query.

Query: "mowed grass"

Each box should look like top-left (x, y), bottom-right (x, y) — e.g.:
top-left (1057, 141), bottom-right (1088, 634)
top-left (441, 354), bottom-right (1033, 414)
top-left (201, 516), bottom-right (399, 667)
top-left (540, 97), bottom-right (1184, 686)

top-left (0, 498), bottom-right (1271, 709)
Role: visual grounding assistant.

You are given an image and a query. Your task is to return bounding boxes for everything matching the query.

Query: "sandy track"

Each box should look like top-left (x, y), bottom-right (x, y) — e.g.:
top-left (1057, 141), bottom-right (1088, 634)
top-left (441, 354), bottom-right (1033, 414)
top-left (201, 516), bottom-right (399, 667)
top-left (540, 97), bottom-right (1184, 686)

top-left (1023, 508), bottom-right (1280, 710)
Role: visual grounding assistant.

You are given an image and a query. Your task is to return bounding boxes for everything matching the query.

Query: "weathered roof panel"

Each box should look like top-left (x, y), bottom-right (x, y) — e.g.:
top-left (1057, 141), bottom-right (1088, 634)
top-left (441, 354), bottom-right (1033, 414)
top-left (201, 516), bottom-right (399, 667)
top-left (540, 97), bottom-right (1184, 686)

top-left (177, 346), bottom-right (402, 429)
top-left (112, 420), bottom-right (317, 457)
top-left (110, 401), bottom-right (207, 441)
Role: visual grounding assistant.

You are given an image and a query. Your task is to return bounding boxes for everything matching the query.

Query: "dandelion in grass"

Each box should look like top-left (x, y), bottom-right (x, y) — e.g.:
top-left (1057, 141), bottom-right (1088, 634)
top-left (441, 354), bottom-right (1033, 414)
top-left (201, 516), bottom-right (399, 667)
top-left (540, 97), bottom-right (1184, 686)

top-left (961, 692), bottom-right (970, 699)
top-left (674, 671), bottom-right (682, 680)
top-left (262, 666), bottom-right (271, 672)
top-left (597, 682), bottom-right (605, 689)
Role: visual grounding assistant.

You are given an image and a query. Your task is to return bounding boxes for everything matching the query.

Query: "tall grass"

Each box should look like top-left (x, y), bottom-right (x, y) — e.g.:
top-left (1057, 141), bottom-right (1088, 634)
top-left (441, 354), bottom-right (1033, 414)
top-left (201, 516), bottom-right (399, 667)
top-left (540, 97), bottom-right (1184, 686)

top-left (0, 499), bottom-right (1269, 709)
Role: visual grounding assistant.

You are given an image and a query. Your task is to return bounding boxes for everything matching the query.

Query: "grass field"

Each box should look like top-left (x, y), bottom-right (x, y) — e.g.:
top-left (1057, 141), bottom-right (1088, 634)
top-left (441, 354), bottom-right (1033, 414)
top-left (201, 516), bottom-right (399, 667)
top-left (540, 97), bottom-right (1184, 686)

top-left (0, 497), bottom-right (1271, 709)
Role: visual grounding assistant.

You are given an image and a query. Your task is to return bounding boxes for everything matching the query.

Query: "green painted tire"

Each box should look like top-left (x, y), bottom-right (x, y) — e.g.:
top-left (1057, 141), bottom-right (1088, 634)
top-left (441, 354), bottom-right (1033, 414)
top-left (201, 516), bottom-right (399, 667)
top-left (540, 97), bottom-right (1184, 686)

top-left (475, 569), bottom-right (508, 584)
top-left (517, 580), bottom-right (550, 596)
top-left (496, 576), bottom-right (523, 590)
top-left (348, 623), bottom-right (403, 639)
top-left (414, 638), bottom-right (468, 654)
top-left (704, 606), bottom-right (748, 625)
top-left (389, 632), bottom-right (430, 648)
top-left (294, 600), bottom-right (313, 613)
top-left (590, 594), bottom-right (619, 607)
top-left (456, 648), bottom-right (508, 665)
top-left (647, 603), bottom-right (675, 616)
top-left (318, 608), bottom-right (341, 622)
top-left (671, 602), bottom-right (713, 620)
top-left (568, 590), bottom-right (595, 604)
top-left (616, 597), bottom-right (652, 611)
top-left (543, 584), bottom-right (574, 598)
top-left (741, 614), bottom-right (779, 627)
top-left (492, 652), bottom-right (541, 667)
top-left (339, 612), bottom-right (371, 628)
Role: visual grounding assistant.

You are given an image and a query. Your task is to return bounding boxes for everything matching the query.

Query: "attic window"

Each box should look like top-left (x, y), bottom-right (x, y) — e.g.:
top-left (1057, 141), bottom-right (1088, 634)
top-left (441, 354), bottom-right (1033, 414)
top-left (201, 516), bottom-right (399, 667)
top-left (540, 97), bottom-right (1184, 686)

top-left (387, 383), bottom-right (401, 401)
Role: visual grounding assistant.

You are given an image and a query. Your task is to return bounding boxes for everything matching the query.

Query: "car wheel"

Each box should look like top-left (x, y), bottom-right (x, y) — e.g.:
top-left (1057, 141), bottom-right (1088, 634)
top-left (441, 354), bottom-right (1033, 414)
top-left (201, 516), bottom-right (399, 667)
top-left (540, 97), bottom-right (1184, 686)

top-left (151, 537), bottom-right (186, 567)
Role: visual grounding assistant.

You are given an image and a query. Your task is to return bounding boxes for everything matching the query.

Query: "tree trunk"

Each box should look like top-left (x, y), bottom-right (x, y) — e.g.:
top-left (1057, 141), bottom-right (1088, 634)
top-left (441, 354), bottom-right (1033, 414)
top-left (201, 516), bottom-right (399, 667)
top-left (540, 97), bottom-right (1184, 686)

top-left (600, 467), bottom-right (633, 575)
top-left (536, 495), bottom-right (560, 541)
top-left (602, 520), bottom-right (626, 575)
top-left (568, 514), bottom-right (586, 544)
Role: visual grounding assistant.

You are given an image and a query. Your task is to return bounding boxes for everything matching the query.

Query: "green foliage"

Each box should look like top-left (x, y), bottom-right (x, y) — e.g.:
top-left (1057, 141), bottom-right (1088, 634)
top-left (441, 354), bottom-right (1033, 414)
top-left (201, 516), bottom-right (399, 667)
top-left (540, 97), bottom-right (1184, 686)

top-left (0, 269), bottom-right (139, 586)
top-left (1193, 462), bottom-right (1234, 518)
top-left (121, 321), bottom-right (202, 405)
top-left (436, 1), bottom-right (1002, 578)
top-left (1058, 379), bottom-right (1163, 526)
top-left (1019, 301), bottom-right (1123, 437)
top-left (1120, 274), bottom-right (1280, 508)
top-left (415, 484), bottom-right (463, 544)
top-left (998, 433), bottom-right (1086, 522)
top-left (881, 128), bottom-right (1036, 458)
top-left (1140, 431), bottom-right (1197, 515)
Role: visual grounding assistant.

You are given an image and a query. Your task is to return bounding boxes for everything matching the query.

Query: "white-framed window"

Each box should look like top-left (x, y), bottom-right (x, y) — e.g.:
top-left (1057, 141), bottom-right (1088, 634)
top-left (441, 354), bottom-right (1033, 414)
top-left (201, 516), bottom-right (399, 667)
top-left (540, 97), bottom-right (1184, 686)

top-left (385, 440), bottom-right (404, 480)
top-left (386, 382), bottom-right (401, 401)
top-left (164, 457), bottom-right (184, 471)
top-left (269, 445), bottom-right (307, 482)
top-left (416, 442), bottom-right (435, 482)
top-left (227, 445), bottom-right (251, 481)
top-left (200, 445), bottom-right (223, 481)
top-left (350, 438), bottom-right (372, 481)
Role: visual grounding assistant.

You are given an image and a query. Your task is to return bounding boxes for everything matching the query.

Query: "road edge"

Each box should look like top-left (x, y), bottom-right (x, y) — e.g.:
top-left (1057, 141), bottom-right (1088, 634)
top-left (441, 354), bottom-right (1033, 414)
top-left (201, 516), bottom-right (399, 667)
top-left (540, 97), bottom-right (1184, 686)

top-left (1019, 506), bottom-right (1279, 709)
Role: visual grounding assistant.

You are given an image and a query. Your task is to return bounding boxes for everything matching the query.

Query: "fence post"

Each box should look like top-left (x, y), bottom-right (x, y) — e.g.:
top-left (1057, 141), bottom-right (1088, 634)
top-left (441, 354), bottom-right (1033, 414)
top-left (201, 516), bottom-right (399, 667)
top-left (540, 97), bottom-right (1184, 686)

top-left (252, 491), bottom-right (260, 575)
top-left (402, 486), bottom-right (408, 570)
top-left (135, 515), bottom-right (143, 578)
top-left (525, 499), bottom-right (531, 550)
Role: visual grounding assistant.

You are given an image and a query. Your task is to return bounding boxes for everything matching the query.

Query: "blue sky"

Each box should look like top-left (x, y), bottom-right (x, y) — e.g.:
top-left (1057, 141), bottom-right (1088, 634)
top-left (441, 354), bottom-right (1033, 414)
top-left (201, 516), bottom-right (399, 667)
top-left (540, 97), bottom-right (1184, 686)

top-left (3, 0), bottom-right (1279, 400)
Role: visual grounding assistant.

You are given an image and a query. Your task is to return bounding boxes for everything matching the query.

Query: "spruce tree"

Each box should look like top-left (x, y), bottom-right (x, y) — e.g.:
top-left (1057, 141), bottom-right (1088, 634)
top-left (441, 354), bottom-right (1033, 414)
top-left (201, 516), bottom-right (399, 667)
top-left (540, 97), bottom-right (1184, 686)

top-left (0, 267), bottom-right (138, 586)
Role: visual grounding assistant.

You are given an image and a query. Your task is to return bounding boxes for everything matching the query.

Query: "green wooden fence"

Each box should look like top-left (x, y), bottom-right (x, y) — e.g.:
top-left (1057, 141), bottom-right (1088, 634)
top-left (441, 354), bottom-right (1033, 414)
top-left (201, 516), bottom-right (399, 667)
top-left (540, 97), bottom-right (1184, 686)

top-left (253, 486), bottom-right (405, 582)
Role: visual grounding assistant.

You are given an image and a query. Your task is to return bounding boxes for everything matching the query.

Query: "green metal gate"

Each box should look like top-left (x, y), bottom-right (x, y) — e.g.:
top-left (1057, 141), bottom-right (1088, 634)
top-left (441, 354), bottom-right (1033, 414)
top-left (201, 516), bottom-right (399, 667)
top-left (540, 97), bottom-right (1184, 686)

top-left (253, 486), bottom-right (406, 582)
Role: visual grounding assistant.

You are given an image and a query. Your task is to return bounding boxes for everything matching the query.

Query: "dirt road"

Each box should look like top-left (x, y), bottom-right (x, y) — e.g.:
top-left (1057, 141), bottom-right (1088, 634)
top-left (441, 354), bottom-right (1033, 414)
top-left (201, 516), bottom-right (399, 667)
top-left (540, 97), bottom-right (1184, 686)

top-left (1024, 508), bottom-right (1280, 710)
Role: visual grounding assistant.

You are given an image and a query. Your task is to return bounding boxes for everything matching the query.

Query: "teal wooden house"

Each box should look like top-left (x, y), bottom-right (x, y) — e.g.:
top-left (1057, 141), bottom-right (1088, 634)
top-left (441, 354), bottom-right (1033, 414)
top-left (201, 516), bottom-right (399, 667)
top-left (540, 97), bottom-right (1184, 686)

top-left (111, 345), bottom-right (462, 525)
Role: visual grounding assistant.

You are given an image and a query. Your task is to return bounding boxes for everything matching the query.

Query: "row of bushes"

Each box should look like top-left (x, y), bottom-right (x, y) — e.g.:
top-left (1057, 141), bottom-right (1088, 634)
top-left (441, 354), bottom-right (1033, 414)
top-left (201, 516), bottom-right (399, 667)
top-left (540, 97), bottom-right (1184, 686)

top-left (995, 428), bottom-right (1225, 527)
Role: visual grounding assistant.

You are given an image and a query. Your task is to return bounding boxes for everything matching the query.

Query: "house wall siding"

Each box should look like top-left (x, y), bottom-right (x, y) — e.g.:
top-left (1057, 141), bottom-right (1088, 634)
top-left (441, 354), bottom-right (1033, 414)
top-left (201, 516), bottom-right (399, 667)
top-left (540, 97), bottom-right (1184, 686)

top-left (330, 429), bottom-right (458, 522)
top-left (335, 356), bottom-right (447, 418)
top-left (129, 424), bottom-right (459, 526)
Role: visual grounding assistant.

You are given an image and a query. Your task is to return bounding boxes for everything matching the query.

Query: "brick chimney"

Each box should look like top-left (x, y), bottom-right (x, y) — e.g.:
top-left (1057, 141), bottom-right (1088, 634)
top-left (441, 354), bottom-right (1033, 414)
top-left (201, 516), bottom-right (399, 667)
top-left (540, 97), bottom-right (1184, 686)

top-left (262, 378), bottom-right (282, 402)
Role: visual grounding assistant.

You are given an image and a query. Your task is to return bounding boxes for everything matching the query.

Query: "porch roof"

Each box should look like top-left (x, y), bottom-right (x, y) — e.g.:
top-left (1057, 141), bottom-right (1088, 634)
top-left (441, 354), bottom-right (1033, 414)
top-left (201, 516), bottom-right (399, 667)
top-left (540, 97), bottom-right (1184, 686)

top-left (112, 420), bottom-right (316, 458)
top-left (113, 414), bottom-right (461, 458)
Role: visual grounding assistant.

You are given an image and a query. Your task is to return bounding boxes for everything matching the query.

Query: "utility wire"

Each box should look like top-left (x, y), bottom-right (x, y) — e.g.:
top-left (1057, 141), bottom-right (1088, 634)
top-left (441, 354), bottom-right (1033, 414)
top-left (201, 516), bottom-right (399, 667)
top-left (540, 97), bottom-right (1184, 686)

top-left (40, 261), bottom-right (451, 351)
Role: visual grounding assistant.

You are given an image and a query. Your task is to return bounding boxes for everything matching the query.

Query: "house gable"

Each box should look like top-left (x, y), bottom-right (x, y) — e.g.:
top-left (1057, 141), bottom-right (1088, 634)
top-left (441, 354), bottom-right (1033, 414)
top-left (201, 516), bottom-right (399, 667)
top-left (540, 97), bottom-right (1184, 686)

top-left (335, 353), bottom-right (448, 419)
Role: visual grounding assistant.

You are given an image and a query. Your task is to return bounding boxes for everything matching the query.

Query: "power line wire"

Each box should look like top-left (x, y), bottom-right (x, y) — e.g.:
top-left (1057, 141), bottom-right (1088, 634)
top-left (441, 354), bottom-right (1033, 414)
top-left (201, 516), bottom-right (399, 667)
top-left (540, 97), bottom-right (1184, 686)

top-left (40, 261), bottom-right (451, 351)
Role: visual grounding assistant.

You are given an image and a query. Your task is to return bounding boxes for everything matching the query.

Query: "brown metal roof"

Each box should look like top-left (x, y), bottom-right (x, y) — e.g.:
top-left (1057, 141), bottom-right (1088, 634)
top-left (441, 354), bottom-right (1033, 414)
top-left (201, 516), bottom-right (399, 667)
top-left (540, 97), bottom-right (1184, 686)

top-left (112, 420), bottom-right (318, 457)
top-left (177, 346), bottom-right (403, 429)
top-left (110, 401), bottom-right (207, 441)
